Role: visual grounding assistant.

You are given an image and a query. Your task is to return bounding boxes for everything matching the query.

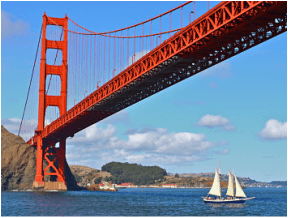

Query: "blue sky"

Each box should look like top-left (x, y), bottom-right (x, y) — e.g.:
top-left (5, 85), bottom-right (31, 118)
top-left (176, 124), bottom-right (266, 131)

top-left (1, 1), bottom-right (287, 182)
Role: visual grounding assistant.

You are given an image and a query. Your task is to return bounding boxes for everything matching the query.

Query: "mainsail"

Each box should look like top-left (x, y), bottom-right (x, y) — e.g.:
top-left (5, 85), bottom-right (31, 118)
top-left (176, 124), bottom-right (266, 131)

top-left (208, 168), bottom-right (221, 197)
top-left (235, 175), bottom-right (246, 197)
top-left (226, 170), bottom-right (235, 197)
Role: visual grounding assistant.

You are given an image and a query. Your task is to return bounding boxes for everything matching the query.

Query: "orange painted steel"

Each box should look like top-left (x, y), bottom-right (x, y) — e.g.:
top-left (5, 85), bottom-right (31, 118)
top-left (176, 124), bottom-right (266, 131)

top-left (34, 13), bottom-right (68, 186)
top-left (28, 1), bottom-right (286, 151)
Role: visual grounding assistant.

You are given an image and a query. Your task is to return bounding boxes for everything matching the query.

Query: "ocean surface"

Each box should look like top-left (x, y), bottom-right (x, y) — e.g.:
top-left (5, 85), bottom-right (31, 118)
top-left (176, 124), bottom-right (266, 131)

top-left (1, 187), bottom-right (286, 216)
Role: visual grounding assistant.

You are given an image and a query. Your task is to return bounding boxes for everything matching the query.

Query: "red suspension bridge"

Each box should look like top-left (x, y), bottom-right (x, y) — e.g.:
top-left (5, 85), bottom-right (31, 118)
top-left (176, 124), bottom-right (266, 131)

top-left (18, 1), bottom-right (286, 190)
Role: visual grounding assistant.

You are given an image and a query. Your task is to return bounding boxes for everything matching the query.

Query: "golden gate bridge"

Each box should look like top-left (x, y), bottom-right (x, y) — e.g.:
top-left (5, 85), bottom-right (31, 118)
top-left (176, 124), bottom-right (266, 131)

top-left (18, 1), bottom-right (286, 190)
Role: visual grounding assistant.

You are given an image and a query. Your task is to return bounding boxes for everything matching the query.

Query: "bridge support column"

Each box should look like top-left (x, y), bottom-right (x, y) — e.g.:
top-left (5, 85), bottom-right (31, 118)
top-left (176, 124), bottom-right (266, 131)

top-left (33, 136), bottom-right (44, 189)
top-left (33, 13), bottom-right (68, 191)
top-left (58, 139), bottom-right (66, 182)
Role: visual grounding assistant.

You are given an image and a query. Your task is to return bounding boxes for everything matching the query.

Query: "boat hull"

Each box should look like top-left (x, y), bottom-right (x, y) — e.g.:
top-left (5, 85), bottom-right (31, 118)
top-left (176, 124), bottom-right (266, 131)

top-left (204, 199), bottom-right (245, 204)
top-left (203, 197), bottom-right (255, 204)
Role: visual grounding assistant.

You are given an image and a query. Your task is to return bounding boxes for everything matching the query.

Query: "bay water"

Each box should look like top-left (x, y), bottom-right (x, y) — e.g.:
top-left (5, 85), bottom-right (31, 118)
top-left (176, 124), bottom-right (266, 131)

top-left (1, 187), bottom-right (286, 216)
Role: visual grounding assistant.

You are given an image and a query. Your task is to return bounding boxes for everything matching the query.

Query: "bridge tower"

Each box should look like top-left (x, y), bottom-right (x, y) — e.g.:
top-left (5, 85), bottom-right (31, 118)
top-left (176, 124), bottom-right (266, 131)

top-left (33, 13), bottom-right (68, 191)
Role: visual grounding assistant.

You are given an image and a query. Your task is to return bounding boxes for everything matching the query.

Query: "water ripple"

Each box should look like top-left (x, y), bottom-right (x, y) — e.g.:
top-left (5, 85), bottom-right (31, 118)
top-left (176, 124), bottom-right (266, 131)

top-left (1, 187), bottom-right (286, 216)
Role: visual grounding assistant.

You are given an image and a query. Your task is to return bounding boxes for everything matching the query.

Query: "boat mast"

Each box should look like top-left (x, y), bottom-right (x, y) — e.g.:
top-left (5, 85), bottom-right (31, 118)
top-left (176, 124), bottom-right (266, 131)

top-left (219, 156), bottom-right (221, 198)
top-left (219, 155), bottom-right (221, 174)
top-left (232, 168), bottom-right (234, 197)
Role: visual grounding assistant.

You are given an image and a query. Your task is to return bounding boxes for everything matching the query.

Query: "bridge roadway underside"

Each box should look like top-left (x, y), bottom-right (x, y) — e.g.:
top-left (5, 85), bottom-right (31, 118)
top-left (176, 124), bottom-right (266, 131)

top-left (45, 2), bottom-right (286, 142)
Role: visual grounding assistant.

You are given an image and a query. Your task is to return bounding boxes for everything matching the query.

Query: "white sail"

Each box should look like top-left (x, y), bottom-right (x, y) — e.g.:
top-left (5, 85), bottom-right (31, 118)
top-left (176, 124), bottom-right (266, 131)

top-left (208, 168), bottom-right (221, 197)
top-left (226, 170), bottom-right (235, 197)
top-left (235, 175), bottom-right (246, 197)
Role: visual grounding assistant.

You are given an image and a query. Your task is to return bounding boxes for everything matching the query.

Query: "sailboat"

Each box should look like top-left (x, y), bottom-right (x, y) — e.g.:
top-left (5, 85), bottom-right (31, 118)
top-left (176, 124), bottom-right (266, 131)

top-left (202, 168), bottom-right (255, 203)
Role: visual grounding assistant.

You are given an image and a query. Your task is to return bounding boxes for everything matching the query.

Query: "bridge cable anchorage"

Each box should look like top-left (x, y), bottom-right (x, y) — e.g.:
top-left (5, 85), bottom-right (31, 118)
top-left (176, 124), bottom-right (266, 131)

top-left (18, 25), bottom-right (43, 136)
top-left (46, 29), bottom-right (64, 94)
top-left (67, 1), bottom-right (192, 35)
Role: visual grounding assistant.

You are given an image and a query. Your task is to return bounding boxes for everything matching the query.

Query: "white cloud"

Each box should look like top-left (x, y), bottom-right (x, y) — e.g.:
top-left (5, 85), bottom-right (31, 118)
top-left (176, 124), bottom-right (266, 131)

top-left (2, 118), bottom-right (21, 133)
top-left (125, 128), bottom-right (215, 155)
top-left (197, 114), bottom-right (236, 131)
top-left (197, 114), bottom-right (230, 127)
top-left (2, 114), bottom-right (228, 171)
top-left (67, 124), bottom-right (118, 146)
top-left (66, 124), bottom-right (218, 169)
top-left (125, 153), bottom-right (204, 166)
top-left (1, 10), bottom-right (30, 39)
top-left (2, 118), bottom-right (37, 141)
top-left (222, 125), bottom-right (236, 131)
top-left (259, 119), bottom-right (287, 141)
top-left (68, 125), bottom-right (215, 155)
top-left (220, 148), bottom-right (230, 154)
top-left (127, 49), bottom-right (150, 66)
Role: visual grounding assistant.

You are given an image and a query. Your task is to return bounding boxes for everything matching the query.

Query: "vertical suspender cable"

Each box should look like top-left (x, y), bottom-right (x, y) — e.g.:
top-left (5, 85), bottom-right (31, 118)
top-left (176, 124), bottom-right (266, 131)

top-left (181, 7), bottom-right (183, 28)
top-left (104, 36), bottom-right (106, 84)
top-left (90, 34), bottom-right (92, 93)
top-left (150, 21), bottom-right (152, 51)
top-left (142, 24), bottom-right (144, 56)
top-left (194, 2), bottom-right (195, 21)
top-left (109, 33), bottom-right (110, 81)
top-left (94, 35), bottom-right (96, 90)
top-left (82, 30), bottom-right (84, 99)
top-left (114, 32), bottom-right (116, 77)
top-left (170, 13), bottom-right (171, 38)
top-left (134, 27), bottom-right (136, 63)
top-left (160, 16), bottom-right (161, 43)
top-left (127, 29), bottom-right (129, 66)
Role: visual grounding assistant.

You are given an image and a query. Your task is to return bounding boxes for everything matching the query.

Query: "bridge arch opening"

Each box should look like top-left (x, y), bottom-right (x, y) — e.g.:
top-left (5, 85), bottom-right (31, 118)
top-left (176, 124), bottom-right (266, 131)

top-left (45, 74), bottom-right (61, 96)
top-left (46, 48), bottom-right (63, 66)
top-left (45, 106), bottom-right (60, 127)
top-left (46, 25), bottom-right (64, 41)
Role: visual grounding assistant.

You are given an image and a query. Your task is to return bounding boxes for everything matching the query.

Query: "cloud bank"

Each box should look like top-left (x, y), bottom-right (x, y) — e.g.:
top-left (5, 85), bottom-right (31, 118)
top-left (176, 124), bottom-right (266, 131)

top-left (66, 123), bottom-right (225, 169)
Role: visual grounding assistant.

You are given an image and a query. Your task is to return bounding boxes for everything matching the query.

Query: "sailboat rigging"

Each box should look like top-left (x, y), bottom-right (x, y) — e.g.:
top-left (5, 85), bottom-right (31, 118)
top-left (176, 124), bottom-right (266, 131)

top-left (202, 168), bottom-right (255, 203)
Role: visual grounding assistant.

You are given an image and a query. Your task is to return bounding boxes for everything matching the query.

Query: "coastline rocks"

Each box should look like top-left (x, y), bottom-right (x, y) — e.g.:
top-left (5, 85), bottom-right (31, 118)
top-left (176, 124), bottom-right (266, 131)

top-left (1, 126), bottom-right (36, 190)
top-left (1, 125), bottom-right (79, 191)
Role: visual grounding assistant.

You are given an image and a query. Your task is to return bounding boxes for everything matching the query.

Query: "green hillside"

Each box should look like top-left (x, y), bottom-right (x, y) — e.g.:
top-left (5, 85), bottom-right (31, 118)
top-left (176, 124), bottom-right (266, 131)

top-left (101, 162), bottom-right (167, 185)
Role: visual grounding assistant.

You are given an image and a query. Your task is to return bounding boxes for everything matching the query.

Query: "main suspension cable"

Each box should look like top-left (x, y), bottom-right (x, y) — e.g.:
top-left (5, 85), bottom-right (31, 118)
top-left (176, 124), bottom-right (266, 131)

top-left (18, 25), bottom-right (43, 136)
top-left (68, 1), bottom-right (192, 35)
top-left (48, 16), bottom-right (183, 38)
top-left (46, 1), bottom-right (192, 37)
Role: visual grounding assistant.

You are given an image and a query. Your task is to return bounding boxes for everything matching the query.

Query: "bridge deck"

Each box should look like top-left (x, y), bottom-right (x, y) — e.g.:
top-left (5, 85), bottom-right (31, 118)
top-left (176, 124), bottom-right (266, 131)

top-left (28, 1), bottom-right (286, 144)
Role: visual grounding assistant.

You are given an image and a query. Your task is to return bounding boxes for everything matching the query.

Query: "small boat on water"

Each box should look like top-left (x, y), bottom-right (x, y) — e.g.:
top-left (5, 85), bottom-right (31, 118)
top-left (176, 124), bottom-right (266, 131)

top-left (202, 168), bottom-right (255, 203)
top-left (45, 190), bottom-right (59, 192)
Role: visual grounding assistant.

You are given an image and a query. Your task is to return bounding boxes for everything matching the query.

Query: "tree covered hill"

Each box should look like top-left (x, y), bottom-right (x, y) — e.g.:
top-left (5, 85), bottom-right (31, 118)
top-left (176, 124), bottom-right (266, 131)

top-left (101, 162), bottom-right (167, 185)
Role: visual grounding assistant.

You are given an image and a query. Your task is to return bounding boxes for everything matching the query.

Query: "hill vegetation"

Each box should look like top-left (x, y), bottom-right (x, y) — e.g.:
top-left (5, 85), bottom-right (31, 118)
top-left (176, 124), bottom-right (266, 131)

top-left (101, 162), bottom-right (167, 185)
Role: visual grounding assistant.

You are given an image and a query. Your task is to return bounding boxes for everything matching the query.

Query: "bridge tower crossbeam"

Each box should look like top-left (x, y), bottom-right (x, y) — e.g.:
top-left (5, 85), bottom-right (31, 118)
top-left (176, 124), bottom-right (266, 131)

top-left (33, 13), bottom-right (68, 191)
